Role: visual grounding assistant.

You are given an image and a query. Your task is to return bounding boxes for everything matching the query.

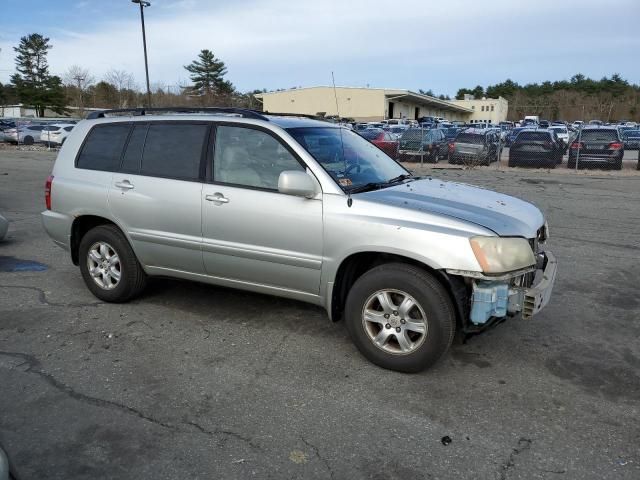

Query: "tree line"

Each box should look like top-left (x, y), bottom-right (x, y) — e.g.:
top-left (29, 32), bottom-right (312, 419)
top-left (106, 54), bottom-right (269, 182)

top-left (456, 74), bottom-right (640, 121)
top-left (0, 33), bottom-right (265, 116)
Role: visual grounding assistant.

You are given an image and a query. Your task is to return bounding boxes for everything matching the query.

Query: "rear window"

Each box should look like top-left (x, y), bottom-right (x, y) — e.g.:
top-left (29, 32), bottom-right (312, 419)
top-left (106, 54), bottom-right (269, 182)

top-left (623, 130), bottom-right (640, 138)
top-left (140, 123), bottom-right (207, 181)
top-left (516, 131), bottom-right (550, 142)
top-left (77, 124), bottom-right (131, 171)
top-left (550, 127), bottom-right (567, 134)
top-left (580, 129), bottom-right (619, 142)
top-left (456, 133), bottom-right (484, 144)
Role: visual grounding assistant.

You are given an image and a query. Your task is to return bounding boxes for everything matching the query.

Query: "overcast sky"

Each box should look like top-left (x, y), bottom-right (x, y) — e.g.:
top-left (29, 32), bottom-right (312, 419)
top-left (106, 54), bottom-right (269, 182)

top-left (1, 0), bottom-right (639, 96)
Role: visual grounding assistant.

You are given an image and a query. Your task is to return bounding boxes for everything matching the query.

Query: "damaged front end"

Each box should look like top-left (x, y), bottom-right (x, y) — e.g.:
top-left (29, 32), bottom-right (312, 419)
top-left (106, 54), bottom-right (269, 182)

top-left (447, 228), bottom-right (557, 335)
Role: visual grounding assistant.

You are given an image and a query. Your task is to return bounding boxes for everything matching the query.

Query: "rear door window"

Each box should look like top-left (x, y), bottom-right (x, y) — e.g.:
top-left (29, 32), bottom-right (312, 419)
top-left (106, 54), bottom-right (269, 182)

top-left (140, 123), bottom-right (208, 181)
top-left (77, 124), bottom-right (131, 171)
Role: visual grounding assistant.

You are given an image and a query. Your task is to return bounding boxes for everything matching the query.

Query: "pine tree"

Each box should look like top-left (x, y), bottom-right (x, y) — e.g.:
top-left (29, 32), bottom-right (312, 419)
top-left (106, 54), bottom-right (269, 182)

top-left (10, 33), bottom-right (67, 116)
top-left (184, 49), bottom-right (234, 97)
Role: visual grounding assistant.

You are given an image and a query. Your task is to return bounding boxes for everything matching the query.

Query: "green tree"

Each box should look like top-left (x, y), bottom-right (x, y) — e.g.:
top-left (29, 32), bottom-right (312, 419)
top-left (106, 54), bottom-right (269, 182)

top-left (184, 49), bottom-right (234, 97)
top-left (10, 33), bottom-right (67, 116)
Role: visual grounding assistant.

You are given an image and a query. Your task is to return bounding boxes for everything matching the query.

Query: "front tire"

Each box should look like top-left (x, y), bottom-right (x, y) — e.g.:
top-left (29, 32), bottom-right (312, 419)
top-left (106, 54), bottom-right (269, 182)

top-left (79, 225), bottom-right (147, 302)
top-left (23, 136), bottom-right (34, 145)
top-left (345, 263), bottom-right (456, 373)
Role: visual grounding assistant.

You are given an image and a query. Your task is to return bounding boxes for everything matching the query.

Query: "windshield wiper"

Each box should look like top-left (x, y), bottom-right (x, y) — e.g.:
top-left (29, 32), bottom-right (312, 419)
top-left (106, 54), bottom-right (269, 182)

top-left (347, 173), bottom-right (415, 194)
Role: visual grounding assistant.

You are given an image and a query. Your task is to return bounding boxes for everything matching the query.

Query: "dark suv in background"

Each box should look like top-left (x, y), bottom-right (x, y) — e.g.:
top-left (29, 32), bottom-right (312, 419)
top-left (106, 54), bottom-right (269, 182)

top-left (509, 130), bottom-right (563, 168)
top-left (568, 127), bottom-right (624, 170)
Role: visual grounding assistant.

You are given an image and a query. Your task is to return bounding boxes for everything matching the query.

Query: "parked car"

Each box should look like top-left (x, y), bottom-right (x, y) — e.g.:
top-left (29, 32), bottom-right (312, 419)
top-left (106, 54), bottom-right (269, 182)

top-left (443, 127), bottom-right (462, 143)
top-left (398, 128), bottom-right (447, 162)
top-left (538, 120), bottom-right (550, 129)
top-left (548, 125), bottom-right (570, 151)
top-left (40, 123), bottom-right (75, 146)
top-left (41, 108), bottom-right (558, 372)
top-left (621, 129), bottom-right (640, 150)
top-left (508, 130), bottom-right (563, 168)
top-left (449, 128), bottom-right (501, 165)
top-left (568, 127), bottom-right (624, 170)
top-left (588, 120), bottom-right (603, 126)
top-left (3, 124), bottom-right (47, 144)
top-left (359, 128), bottom-right (399, 159)
top-left (386, 125), bottom-right (409, 139)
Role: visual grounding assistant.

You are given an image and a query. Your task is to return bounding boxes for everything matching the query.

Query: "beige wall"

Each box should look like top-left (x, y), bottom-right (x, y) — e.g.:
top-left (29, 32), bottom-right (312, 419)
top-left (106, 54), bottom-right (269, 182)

top-left (450, 97), bottom-right (509, 123)
top-left (256, 87), bottom-right (386, 121)
top-left (256, 87), bottom-right (472, 122)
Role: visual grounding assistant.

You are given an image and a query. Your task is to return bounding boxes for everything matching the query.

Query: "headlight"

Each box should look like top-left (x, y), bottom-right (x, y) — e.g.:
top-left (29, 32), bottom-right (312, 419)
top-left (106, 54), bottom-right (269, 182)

top-left (469, 236), bottom-right (535, 274)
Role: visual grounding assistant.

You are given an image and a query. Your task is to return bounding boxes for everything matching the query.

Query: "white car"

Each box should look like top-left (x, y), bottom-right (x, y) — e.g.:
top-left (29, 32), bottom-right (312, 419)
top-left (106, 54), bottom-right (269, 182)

top-left (40, 124), bottom-right (75, 146)
top-left (2, 124), bottom-right (46, 145)
top-left (549, 126), bottom-right (570, 147)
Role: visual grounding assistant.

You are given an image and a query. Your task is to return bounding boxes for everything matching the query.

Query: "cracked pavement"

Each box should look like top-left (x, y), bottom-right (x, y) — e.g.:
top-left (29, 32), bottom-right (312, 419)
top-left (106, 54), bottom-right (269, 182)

top-left (1, 149), bottom-right (639, 479)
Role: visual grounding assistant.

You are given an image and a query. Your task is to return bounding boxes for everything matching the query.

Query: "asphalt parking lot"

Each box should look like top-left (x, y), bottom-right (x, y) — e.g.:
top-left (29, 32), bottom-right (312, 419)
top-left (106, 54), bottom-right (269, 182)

top-left (1, 148), bottom-right (639, 480)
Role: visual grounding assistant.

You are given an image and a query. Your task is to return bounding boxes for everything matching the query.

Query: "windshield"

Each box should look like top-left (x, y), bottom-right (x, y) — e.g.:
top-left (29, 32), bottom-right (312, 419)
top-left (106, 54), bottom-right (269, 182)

top-left (287, 127), bottom-right (408, 191)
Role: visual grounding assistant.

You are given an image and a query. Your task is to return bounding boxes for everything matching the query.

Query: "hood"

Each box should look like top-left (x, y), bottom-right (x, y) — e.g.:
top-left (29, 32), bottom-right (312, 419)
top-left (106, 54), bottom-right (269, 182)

top-left (358, 178), bottom-right (544, 238)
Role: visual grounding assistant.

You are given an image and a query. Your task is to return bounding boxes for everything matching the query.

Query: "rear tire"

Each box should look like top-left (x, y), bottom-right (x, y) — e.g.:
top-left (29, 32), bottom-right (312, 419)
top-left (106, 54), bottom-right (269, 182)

top-left (79, 225), bottom-right (147, 302)
top-left (344, 263), bottom-right (456, 373)
top-left (23, 136), bottom-right (34, 145)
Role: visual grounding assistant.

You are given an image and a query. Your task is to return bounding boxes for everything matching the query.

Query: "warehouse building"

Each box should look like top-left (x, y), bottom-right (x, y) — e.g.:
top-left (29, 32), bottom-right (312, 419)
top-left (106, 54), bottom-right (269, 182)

top-left (254, 86), bottom-right (475, 122)
top-left (450, 94), bottom-right (509, 124)
top-left (254, 86), bottom-right (508, 123)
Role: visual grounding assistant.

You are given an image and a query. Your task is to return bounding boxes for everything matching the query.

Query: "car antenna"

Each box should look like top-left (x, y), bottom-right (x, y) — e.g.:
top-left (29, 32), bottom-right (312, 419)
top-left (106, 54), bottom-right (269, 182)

top-left (332, 71), bottom-right (352, 207)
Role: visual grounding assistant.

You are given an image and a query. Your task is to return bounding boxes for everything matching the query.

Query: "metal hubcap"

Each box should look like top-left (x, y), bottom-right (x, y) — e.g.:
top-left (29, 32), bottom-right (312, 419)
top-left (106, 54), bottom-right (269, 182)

top-left (87, 242), bottom-right (121, 290)
top-left (362, 289), bottom-right (427, 355)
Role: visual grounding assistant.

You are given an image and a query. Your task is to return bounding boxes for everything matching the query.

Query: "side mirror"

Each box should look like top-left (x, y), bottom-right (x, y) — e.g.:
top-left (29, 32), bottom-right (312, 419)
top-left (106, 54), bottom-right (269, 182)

top-left (278, 171), bottom-right (317, 198)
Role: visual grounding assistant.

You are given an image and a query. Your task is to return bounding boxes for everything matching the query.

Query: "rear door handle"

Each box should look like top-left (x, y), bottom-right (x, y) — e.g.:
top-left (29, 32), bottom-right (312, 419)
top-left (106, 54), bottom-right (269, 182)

top-left (205, 193), bottom-right (229, 204)
top-left (115, 180), bottom-right (134, 190)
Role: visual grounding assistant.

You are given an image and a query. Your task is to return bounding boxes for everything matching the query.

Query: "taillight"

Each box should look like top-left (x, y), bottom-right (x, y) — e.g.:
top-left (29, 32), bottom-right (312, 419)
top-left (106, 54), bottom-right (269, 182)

top-left (609, 142), bottom-right (623, 150)
top-left (45, 175), bottom-right (54, 210)
top-left (570, 142), bottom-right (584, 149)
top-left (448, 143), bottom-right (455, 152)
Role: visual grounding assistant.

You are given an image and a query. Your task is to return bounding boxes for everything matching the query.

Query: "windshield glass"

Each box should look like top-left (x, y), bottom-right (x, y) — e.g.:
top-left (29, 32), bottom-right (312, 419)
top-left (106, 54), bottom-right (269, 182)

top-left (287, 127), bottom-right (407, 191)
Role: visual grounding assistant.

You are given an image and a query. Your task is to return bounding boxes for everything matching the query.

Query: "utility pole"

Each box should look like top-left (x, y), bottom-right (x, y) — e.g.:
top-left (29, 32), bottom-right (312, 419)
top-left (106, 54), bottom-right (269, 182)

top-left (132, 0), bottom-right (152, 108)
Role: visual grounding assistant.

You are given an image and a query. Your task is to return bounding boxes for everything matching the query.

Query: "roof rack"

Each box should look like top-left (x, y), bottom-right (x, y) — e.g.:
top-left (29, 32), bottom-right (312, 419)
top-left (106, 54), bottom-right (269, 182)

top-left (86, 107), bottom-right (269, 121)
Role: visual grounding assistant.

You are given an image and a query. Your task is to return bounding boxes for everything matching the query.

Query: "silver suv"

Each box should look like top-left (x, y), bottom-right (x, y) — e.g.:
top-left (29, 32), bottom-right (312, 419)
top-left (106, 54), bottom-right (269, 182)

top-left (42, 108), bottom-right (557, 372)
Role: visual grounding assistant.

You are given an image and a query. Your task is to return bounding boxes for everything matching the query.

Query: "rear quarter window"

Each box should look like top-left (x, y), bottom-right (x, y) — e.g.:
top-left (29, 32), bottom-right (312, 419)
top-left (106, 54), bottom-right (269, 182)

top-left (76, 124), bottom-right (131, 171)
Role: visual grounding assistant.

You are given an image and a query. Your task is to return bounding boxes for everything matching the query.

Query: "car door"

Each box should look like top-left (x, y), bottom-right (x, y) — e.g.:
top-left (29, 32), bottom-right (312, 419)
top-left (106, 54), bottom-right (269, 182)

top-left (108, 122), bottom-right (207, 274)
top-left (201, 124), bottom-right (323, 295)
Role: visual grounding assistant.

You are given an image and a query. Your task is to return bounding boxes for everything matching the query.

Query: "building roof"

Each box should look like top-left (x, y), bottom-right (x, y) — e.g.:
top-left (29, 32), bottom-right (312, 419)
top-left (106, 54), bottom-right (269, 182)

top-left (255, 86), bottom-right (473, 113)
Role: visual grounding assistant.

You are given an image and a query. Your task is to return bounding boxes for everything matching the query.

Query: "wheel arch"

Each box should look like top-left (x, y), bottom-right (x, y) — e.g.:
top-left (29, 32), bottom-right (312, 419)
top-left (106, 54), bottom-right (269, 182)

top-left (327, 250), bottom-right (469, 331)
top-left (70, 215), bottom-right (126, 266)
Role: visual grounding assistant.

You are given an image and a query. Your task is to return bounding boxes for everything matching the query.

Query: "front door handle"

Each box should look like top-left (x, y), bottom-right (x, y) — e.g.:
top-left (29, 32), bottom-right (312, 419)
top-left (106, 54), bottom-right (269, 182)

top-left (115, 180), bottom-right (134, 190)
top-left (205, 193), bottom-right (229, 204)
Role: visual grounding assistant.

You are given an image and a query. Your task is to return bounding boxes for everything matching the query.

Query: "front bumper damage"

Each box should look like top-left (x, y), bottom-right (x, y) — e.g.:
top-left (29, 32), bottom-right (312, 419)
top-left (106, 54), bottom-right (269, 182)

top-left (448, 251), bottom-right (557, 329)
